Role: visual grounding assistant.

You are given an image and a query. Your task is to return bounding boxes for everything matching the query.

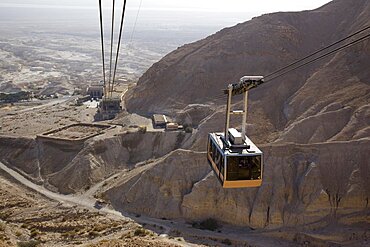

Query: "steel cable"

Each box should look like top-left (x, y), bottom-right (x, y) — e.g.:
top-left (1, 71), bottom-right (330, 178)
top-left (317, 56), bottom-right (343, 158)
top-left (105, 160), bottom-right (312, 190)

top-left (111, 0), bottom-right (128, 97)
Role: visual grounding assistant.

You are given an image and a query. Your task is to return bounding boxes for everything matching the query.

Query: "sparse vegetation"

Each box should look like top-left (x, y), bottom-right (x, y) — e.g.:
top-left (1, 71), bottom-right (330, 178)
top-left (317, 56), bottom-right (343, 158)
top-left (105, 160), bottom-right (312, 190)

top-left (88, 230), bottom-right (101, 237)
top-left (0, 91), bottom-right (31, 103)
top-left (17, 240), bottom-right (40, 247)
top-left (134, 228), bottom-right (148, 237)
top-left (170, 229), bottom-right (181, 237)
top-left (358, 158), bottom-right (370, 208)
top-left (221, 238), bottom-right (232, 245)
top-left (138, 126), bottom-right (147, 133)
top-left (0, 222), bottom-right (5, 231)
top-left (319, 155), bottom-right (355, 218)
top-left (30, 228), bottom-right (39, 238)
top-left (184, 126), bottom-right (193, 133)
top-left (192, 218), bottom-right (220, 231)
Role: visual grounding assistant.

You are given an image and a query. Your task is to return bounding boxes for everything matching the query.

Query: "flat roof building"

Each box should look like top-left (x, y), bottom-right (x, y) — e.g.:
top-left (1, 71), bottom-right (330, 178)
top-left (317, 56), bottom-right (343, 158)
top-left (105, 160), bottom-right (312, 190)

top-left (152, 114), bottom-right (168, 128)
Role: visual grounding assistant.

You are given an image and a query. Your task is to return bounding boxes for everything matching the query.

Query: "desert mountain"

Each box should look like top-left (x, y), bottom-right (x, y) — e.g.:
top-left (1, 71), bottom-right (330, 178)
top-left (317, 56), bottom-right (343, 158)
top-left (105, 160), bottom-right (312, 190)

top-left (0, 0), bottom-right (369, 244)
top-left (119, 0), bottom-right (370, 230)
top-left (126, 0), bottom-right (370, 146)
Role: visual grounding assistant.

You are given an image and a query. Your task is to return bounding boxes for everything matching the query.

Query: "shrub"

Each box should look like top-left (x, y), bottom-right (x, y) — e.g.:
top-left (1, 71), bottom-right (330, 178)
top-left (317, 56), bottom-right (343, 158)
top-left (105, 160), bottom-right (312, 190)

top-left (170, 229), bottom-right (181, 237)
top-left (138, 126), bottom-right (147, 133)
top-left (30, 229), bottom-right (39, 238)
top-left (221, 238), bottom-right (232, 245)
top-left (200, 218), bottom-right (220, 231)
top-left (88, 231), bottom-right (100, 237)
top-left (192, 218), bottom-right (220, 231)
top-left (184, 126), bottom-right (193, 133)
top-left (133, 228), bottom-right (148, 237)
top-left (17, 240), bottom-right (40, 247)
top-left (0, 222), bottom-right (5, 231)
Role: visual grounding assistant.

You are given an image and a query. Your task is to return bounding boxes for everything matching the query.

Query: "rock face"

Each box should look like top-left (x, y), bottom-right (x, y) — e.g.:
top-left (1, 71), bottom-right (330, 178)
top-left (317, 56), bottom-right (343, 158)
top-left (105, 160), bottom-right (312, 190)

top-left (116, 0), bottom-right (370, 230)
top-left (0, 131), bottom-right (192, 193)
top-left (107, 150), bottom-right (210, 219)
top-left (106, 140), bottom-right (369, 228)
top-left (126, 0), bottom-right (370, 146)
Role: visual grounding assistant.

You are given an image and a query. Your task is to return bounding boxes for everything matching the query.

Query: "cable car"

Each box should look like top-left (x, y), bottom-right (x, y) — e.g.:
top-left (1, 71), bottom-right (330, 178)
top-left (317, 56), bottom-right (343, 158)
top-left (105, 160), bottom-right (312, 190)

top-left (207, 76), bottom-right (264, 188)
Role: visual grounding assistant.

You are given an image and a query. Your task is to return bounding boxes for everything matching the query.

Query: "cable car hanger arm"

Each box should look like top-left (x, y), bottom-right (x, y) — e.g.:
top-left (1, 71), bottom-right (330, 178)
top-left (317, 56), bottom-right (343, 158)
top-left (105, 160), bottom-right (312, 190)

top-left (223, 76), bottom-right (264, 96)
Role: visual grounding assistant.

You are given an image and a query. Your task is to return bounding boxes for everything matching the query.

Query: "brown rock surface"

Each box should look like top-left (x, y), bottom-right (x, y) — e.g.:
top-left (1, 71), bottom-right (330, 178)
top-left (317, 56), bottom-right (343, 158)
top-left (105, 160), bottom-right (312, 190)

top-left (0, 130), bottom-right (192, 194)
top-left (110, 0), bottom-right (370, 234)
top-left (126, 0), bottom-right (370, 146)
top-left (105, 140), bottom-right (369, 229)
top-left (107, 150), bottom-right (210, 219)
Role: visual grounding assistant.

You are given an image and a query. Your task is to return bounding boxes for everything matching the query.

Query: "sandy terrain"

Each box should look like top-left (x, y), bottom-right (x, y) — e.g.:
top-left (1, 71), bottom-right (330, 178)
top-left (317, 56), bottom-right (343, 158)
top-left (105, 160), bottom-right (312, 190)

top-left (0, 169), bottom-right (184, 247)
top-left (0, 28), bottom-right (167, 96)
top-left (0, 97), bottom-right (96, 137)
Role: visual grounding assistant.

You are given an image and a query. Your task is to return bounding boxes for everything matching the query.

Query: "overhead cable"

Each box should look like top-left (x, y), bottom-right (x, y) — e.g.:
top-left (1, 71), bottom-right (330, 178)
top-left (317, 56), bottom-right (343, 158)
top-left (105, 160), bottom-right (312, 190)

top-left (98, 0), bottom-right (107, 98)
top-left (108, 0), bottom-right (116, 94)
top-left (264, 25), bottom-right (370, 79)
top-left (130, 0), bottom-right (143, 44)
top-left (111, 0), bottom-right (128, 96)
top-left (265, 33), bottom-right (370, 82)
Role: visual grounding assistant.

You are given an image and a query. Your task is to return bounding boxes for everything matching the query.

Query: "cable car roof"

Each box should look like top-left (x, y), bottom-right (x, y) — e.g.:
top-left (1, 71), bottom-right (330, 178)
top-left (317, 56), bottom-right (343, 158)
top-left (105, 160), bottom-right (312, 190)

top-left (209, 132), bottom-right (262, 156)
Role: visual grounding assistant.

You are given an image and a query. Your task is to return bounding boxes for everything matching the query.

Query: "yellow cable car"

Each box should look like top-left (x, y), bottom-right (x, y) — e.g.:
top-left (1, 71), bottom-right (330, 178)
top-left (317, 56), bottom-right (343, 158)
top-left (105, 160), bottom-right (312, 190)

top-left (207, 76), bottom-right (264, 188)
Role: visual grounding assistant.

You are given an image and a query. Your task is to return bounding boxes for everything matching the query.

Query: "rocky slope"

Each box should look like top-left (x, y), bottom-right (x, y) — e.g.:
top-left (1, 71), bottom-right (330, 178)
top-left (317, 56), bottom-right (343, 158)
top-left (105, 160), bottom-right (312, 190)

top-left (126, 0), bottom-right (370, 146)
top-left (118, 0), bottom-right (370, 232)
top-left (105, 141), bottom-right (369, 229)
top-left (0, 171), bottom-right (181, 247)
top-left (0, 130), bottom-right (192, 194)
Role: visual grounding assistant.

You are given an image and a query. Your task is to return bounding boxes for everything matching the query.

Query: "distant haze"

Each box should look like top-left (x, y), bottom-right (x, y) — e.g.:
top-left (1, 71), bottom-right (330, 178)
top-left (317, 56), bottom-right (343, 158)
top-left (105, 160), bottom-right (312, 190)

top-left (0, 0), bottom-right (333, 31)
top-left (0, 0), bottom-right (333, 75)
top-left (0, 0), bottom-right (332, 13)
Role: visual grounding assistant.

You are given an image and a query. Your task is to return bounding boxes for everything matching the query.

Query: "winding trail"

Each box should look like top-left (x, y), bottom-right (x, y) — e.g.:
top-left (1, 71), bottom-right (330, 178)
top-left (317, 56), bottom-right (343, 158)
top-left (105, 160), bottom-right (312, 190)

top-left (0, 161), bottom-right (295, 247)
top-left (0, 161), bottom-right (188, 246)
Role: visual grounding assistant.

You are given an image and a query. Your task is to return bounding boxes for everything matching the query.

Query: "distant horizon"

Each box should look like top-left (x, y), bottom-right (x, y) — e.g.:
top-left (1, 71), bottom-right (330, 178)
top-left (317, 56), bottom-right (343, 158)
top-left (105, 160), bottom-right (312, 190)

top-left (0, 0), bottom-right (333, 31)
top-left (0, 0), bottom-right (332, 13)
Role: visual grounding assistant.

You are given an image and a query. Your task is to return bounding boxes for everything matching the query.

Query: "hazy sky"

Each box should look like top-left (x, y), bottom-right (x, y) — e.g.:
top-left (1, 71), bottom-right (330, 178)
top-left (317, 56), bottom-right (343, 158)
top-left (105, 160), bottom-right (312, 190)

top-left (0, 0), bottom-right (332, 13)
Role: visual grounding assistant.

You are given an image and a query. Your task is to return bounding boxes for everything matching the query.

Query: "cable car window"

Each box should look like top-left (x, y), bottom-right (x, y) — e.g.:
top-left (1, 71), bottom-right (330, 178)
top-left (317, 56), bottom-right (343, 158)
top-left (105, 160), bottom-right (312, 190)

top-left (226, 155), bottom-right (261, 181)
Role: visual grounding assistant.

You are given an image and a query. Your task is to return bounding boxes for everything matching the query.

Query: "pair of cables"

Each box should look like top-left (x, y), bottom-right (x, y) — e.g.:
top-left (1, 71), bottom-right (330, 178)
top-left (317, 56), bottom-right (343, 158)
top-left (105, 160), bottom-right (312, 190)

top-left (98, 0), bottom-right (127, 98)
top-left (209, 25), bottom-right (370, 101)
top-left (264, 25), bottom-right (370, 82)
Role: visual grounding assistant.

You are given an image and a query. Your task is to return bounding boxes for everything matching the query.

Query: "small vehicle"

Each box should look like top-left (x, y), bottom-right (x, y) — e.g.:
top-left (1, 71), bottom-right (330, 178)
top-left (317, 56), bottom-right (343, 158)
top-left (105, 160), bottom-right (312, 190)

top-left (94, 199), bottom-right (106, 209)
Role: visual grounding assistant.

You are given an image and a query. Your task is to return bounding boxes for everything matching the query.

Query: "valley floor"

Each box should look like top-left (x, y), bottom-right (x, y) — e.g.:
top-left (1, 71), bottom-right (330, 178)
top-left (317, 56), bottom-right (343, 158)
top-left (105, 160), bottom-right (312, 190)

top-left (1, 158), bottom-right (369, 247)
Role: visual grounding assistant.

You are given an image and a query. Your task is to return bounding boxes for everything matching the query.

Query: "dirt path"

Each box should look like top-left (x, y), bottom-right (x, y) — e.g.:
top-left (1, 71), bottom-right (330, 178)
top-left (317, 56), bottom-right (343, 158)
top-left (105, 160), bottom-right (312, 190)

top-left (0, 161), bottom-right (128, 219)
top-left (0, 161), bottom-right (296, 247)
top-left (0, 161), bottom-right (193, 246)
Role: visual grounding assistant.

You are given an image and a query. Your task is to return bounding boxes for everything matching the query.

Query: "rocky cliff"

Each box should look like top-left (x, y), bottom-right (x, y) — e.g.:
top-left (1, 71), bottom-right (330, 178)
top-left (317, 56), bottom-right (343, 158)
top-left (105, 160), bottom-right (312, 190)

top-left (106, 140), bottom-right (369, 229)
top-left (0, 131), bottom-right (192, 194)
top-left (126, 0), bottom-right (370, 147)
top-left (118, 0), bottom-right (370, 230)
